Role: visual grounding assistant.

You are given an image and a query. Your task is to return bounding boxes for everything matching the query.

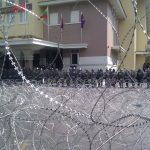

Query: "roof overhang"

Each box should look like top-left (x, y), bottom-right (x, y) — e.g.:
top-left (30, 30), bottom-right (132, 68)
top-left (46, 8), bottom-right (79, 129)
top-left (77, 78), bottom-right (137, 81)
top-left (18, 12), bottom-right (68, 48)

top-left (38, 0), bottom-right (86, 6)
top-left (111, 45), bottom-right (120, 52)
top-left (108, 0), bottom-right (126, 20)
top-left (0, 38), bottom-right (88, 51)
top-left (136, 51), bottom-right (150, 55)
top-left (111, 45), bottom-right (126, 53)
top-left (38, 0), bottom-right (126, 20)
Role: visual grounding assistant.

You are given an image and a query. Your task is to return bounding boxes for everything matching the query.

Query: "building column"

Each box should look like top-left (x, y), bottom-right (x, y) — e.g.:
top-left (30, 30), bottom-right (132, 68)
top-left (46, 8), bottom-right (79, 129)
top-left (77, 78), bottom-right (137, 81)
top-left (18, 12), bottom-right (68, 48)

top-left (39, 50), bottom-right (46, 66)
top-left (13, 50), bottom-right (24, 68)
top-left (134, 28), bottom-right (137, 70)
top-left (146, 0), bottom-right (150, 35)
top-left (13, 50), bottom-right (21, 61)
top-left (12, 50), bottom-right (33, 69)
top-left (24, 51), bottom-right (34, 69)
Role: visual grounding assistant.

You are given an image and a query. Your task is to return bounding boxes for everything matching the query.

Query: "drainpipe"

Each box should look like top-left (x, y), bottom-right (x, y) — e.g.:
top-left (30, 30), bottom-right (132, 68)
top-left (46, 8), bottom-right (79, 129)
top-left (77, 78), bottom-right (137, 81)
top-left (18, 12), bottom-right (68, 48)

top-left (134, 27), bottom-right (137, 70)
top-left (133, 0), bottom-right (138, 70)
top-left (47, 6), bottom-right (50, 41)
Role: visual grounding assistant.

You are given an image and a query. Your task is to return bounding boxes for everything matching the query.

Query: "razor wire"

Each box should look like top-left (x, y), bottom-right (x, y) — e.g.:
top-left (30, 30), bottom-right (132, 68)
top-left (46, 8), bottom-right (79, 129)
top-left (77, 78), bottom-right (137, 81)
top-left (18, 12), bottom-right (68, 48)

top-left (1, 0), bottom-right (150, 150)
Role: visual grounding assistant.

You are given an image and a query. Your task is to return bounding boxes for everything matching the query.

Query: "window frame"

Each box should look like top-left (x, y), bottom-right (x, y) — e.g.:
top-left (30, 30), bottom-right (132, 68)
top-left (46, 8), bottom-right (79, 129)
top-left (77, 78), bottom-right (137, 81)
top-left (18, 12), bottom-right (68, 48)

top-left (70, 10), bottom-right (80, 23)
top-left (6, 0), bottom-right (15, 6)
top-left (0, 15), bottom-right (3, 26)
top-left (0, 0), bottom-right (2, 7)
top-left (7, 13), bottom-right (15, 25)
top-left (49, 12), bottom-right (58, 26)
top-left (19, 11), bottom-right (28, 24)
top-left (18, 0), bottom-right (28, 4)
top-left (71, 52), bottom-right (79, 65)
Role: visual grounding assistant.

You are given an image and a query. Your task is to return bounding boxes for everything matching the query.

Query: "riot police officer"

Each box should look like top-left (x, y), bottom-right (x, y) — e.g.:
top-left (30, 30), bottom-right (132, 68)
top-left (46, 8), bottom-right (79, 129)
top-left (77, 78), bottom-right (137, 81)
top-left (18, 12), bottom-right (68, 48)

top-left (136, 69), bottom-right (144, 87)
top-left (146, 68), bottom-right (150, 88)
top-left (130, 70), bottom-right (136, 88)
top-left (124, 69), bottom-right (130, 88)
top-left (118, 70), bottom-right (124, 88)
top-left (96, 69), bottom-right (104, 87)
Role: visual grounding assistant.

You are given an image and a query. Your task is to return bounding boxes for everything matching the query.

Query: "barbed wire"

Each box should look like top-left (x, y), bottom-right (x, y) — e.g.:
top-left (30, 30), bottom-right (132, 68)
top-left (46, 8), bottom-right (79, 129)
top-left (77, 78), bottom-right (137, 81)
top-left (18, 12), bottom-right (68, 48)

top-left (1, 0), bottom-right (150, 150)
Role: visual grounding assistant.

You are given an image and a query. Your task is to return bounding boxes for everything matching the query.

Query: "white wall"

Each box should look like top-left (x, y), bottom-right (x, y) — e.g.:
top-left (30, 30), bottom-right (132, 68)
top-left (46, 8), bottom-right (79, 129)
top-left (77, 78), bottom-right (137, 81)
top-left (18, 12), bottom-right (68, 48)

top-left (63, 57), bottom-right (70, 70)
top-left (63, 56), bottom-right (117, 70)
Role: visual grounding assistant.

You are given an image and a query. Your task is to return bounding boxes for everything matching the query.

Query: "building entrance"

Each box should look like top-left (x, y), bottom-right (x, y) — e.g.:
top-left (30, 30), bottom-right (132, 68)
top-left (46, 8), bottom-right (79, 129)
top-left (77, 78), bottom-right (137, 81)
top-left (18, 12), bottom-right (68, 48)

top-left (46, 50), bottom-right (63, 70)
top-left (32, 49), bottom-right (63, 70)
top-left (33, 53), bottom-right (40, 68)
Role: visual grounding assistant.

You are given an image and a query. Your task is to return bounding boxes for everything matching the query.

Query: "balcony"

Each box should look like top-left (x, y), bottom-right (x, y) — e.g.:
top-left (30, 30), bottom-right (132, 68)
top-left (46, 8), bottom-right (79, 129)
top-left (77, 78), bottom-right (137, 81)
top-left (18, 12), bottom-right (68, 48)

top-left (38, 0), bottom-right (86, 6)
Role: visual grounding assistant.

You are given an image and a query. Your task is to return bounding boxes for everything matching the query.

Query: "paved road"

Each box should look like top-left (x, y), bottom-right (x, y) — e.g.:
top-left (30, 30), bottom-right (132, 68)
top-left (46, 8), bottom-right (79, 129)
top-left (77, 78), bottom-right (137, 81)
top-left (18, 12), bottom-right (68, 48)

top-left (0, 84), bottom-right (150, 150)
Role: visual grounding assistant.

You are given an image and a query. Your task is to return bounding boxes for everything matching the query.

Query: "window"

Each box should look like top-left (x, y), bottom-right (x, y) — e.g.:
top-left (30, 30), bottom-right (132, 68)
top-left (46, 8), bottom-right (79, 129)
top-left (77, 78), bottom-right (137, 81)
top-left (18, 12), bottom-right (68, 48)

top-left (0, 0), bottom-right (2, 7)
top-left (19, 11), bottom-right (28, 23)
top-left (112, 52), bottom-right (118, 65)
top-left (27, 3), bottom-right (32, 10)
top-left (112, 57), bottom-right (117, 65)
top-left (19, 0), bottom-right (32, 11)
top-left (7, 13), bottom-right (14, 25)
top-left (0, 15), bottom-right (3, 25)
top-left (19, 0), bottom-right (28, 4)
top-left (70, 10), bottom-right (79, 23)
top-left (71, 53), bottom-right (79, 65)
top-left (6, 0), bottom-right (15, 6)
top-left (50, 13), bottom-right (58, 25)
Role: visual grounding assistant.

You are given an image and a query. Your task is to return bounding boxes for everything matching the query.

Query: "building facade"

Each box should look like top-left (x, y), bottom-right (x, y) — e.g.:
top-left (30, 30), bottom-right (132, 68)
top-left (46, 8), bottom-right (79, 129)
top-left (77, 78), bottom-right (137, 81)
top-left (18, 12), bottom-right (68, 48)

top-left (39, 0), bottom-right (125, 70)
top-left (0, 0), bottom-right (148, 70)
top-left (0, 0), bottom-right (45, 69)
top-left (119, 0), bottom-right (147, 70)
